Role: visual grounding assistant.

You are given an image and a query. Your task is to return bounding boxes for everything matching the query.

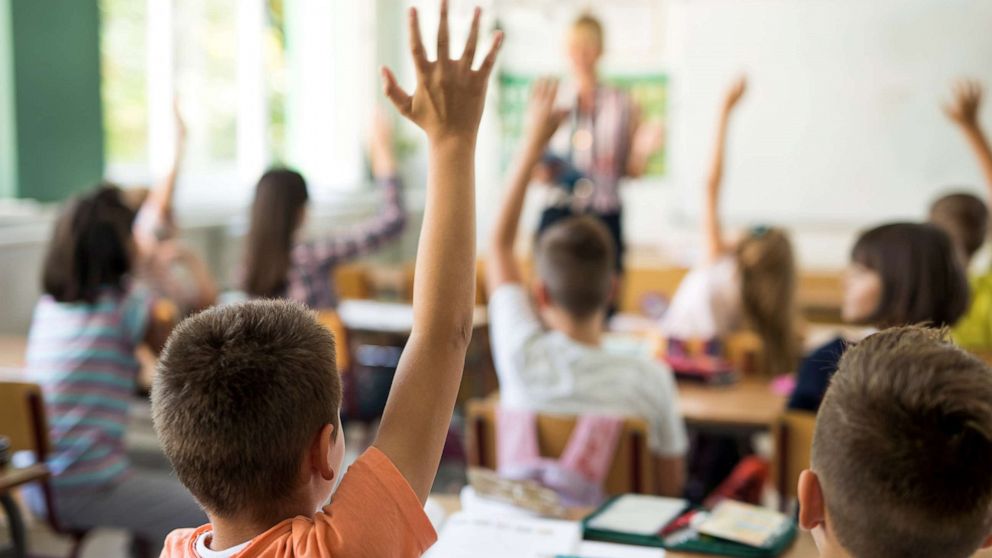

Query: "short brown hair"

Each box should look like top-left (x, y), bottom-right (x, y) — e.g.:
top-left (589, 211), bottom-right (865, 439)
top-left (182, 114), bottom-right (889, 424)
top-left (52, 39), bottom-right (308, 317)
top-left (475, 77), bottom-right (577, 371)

top-left (535, 215), bottom-right (615, 319)
top-left (813, 327), bottom-right (992, 558)
top-left (152, 300), bottom-right (341, 521)
top-left (930, 192), bottom-right (988, 263)
top-left (851, 222), bottom-right (969, 328)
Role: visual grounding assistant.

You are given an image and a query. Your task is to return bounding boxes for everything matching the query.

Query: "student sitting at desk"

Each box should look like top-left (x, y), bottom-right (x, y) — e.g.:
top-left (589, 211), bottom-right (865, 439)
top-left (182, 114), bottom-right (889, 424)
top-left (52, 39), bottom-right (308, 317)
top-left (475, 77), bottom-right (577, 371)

top-left (25, 185), bottom-right (205, 554)
top-left (933, 79), bottom-right (992, 350)
top-left (241, 111), bottom-right (406, 309)
top-left (788, 223), bottom-right (968, 412)
top-left (661, 76), bottom-right (800, 377)
top-left (798, 326), bottom-right (992, 558)
top-left (156, 3), bottom-right (502, 555)
top-left (487, 78), bottom-right (688, 497)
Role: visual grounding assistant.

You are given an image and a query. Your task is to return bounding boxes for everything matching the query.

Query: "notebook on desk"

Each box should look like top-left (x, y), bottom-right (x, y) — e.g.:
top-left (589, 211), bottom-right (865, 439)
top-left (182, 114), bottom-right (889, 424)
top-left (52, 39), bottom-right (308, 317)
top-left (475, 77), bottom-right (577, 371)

top-left (582, 495), bottom-right (797, 558)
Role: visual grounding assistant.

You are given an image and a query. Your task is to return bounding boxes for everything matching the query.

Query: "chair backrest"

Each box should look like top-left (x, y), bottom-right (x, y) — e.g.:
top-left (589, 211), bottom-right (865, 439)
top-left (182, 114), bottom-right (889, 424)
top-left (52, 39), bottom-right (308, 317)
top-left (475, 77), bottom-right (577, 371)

top-left (0, 380), bottom-right (50, 459)
top-left (316, 310), bottom-right (351, 373)
top-left (773, 410), bottom-right (817, 507)
top-left (465, 398), bottom-right (654, 495)
top-left (333, 263), bottom-right (373, 300)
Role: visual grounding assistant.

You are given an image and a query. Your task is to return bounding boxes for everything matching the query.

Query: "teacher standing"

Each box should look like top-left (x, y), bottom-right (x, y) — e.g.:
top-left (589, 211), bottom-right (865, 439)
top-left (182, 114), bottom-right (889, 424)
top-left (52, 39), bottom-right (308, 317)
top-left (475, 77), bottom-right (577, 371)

top-left (539, 13), bottom-right (663, 274)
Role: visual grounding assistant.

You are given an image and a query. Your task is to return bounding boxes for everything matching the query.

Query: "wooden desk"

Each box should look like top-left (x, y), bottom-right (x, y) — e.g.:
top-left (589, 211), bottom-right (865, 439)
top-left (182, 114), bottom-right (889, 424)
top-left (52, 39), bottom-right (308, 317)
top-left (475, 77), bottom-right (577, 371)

top-left (0, 336), bottom-right (26, 373)
top-left (678, 379), bottom-right (786, 431)
top-left (0, 464), bottom-right (48, 493)
top-left (430, 494), bottom-right (818, 557)
top-left (1, 464), bottom-right (49, 558)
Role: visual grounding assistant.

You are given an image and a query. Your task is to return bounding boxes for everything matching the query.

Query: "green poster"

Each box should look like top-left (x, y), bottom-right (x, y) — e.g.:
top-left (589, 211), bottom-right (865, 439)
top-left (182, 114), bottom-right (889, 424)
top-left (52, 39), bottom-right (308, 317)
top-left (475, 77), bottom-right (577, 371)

top-left (498, 72), bottom-right (668, 176)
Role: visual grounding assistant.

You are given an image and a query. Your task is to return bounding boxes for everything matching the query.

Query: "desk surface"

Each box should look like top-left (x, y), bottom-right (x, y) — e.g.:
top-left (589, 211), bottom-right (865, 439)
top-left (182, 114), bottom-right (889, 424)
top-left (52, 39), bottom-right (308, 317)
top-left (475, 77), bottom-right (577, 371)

top-left (430, 494), bottom-right (818, 558)
top-left (678, 379), bottom-right (787, 430)
top-left (337, 300), bottom-right (488, 334)
top-left (0, 464), bottom-right (48, 493)
top-left (0, 336), bottom-right (26, 371)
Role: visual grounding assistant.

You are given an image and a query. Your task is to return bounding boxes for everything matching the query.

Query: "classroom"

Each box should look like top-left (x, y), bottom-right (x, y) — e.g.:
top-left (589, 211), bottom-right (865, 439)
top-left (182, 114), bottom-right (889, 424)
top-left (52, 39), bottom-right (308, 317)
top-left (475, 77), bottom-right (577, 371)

top-left (1, 0), bottom-right (991, 557)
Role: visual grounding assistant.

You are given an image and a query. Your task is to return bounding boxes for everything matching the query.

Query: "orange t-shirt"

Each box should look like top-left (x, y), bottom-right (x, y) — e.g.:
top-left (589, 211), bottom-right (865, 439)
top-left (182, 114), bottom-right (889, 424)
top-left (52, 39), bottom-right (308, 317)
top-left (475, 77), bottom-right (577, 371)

top-left (161, 447), bottom-right (437, 558)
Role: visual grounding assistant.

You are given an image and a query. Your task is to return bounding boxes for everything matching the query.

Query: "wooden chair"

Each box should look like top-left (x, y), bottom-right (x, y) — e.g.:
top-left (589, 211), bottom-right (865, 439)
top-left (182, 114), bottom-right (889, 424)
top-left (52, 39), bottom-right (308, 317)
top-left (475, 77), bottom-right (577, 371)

top-left (316, 310), bottom-right (351, 374)
top-left (0, 380), bottom-right (136, 558)
top-left (773, 410), bottom-right (817, 512)
top-left (465, 398), bottom-right (655, 495)
top-left (333, 263), bottom-right (373, 300)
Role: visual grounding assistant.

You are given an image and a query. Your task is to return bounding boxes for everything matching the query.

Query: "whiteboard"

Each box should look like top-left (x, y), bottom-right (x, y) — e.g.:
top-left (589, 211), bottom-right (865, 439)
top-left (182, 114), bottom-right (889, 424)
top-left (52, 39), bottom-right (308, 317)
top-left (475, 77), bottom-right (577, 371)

top-left (665, 0), bottom-right (992, 226)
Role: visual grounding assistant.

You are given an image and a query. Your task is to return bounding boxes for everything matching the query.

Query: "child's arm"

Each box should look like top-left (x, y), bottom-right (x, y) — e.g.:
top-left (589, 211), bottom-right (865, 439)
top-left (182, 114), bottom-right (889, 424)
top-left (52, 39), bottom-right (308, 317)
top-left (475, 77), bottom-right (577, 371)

top-left (136, 100), bottom-right (186, 248)
top-left (626, 108), bottom-right (664, 179)
top-left (944, 80), bottom-right (992, 191)
top-left (294, 113), bottom-right (407, 268)
top-left (486, 78), bottom-right (568, 291)
top-left (375, 0), bottom-right (503, 503)
top-left (703, 77), bottom-right (747, 263)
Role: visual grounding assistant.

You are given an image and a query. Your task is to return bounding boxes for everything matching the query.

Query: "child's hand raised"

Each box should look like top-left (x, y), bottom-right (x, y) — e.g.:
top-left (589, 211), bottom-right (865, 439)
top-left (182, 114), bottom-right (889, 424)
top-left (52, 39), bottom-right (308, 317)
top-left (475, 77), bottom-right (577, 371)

top-left (944, 80), bottom-right (983, 128)
top-left (722, 76), bottom-right (748, 114)
top-left (523, 78), bottom-right (569, 150)
top-left (381, 1), bottom-right (503, 144)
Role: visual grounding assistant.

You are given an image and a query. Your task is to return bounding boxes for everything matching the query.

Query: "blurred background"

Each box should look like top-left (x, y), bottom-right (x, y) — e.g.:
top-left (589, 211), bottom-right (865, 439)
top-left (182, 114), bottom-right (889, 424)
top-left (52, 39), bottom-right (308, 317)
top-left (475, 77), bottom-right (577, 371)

top-left (2, 0), bottom-right (992, 334)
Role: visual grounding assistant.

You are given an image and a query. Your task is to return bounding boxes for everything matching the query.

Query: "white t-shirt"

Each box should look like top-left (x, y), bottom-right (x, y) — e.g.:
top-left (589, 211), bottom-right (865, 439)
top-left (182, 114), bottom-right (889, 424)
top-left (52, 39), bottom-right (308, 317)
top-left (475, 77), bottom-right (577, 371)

top-left (662, 256), bottom-right (741, 340)
top-left (488, 284), bottom-right (689, 457)
top-left (194, 531), bottom-right (249, 558)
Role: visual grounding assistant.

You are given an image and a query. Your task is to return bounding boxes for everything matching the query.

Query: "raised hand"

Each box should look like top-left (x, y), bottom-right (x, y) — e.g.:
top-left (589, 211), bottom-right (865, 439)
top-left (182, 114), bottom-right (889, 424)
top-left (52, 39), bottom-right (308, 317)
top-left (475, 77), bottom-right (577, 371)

top-left (944, 80), bottom-right (983, 129)
top-left (381, 1), bottom-right (503, 144)
top-left (722, 75), bottom-right (748, 114)
top-left (524, 78), bottom-right (569, 149)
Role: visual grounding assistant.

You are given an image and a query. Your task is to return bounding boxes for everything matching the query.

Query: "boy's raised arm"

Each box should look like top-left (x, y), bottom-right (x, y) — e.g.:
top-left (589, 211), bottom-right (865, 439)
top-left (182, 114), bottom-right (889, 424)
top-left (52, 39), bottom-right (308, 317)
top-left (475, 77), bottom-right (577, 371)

top-left (945, 80), bottom-right (992, 194)
top-left (703, 76), bottom-right (746, 263)
top-left (374, 0), bottom-right (502, 503)
top-left (487, 78), bottom-right (568, 290)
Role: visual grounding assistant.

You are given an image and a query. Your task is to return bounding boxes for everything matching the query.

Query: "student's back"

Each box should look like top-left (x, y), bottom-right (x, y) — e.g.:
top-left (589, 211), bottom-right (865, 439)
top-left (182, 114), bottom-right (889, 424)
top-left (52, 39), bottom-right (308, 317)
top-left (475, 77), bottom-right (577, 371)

top-left (491, 287), bottom-right (685, 461)
top-left (24, 185), bottom-right (203, 554)
top-left (487, 89), bottom-right (688, 496)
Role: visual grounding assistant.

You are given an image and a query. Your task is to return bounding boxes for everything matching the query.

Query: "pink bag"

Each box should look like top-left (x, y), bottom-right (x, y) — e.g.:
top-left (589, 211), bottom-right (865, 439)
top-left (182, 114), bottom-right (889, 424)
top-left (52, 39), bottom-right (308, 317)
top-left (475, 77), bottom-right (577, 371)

top-left (496, 407), bottom-right (624, 507)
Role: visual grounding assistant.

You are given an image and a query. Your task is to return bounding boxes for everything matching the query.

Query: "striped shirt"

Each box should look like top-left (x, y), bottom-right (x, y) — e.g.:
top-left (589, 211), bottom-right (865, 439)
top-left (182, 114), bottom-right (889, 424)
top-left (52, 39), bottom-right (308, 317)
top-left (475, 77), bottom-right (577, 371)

top-left (25, 286), bottom-right (153, 491)
top-left (550, 86), bottom-right (636, 214)
top-left (284, 175), bottom-right (406, 309)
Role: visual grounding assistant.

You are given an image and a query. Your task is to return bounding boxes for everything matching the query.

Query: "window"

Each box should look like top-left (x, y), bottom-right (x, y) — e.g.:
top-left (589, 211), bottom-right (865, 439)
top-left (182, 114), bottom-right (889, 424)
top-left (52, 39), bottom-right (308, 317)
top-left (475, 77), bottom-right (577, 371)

top-left (100, 0), bottom-right (375, 207)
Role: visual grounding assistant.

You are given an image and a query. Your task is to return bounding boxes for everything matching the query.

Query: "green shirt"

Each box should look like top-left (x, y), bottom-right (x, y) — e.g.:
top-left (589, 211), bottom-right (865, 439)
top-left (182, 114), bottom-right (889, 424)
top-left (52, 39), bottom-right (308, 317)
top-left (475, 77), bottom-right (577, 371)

top-left (953, 271), bottom-right (992, 351)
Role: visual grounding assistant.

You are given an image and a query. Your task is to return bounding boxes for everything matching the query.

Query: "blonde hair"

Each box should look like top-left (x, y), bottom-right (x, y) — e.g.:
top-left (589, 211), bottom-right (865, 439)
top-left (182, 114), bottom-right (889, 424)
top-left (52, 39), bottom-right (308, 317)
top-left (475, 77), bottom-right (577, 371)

top-left (570, 13), bottom-right (604, 51)
top-left (736, 228), bottom-right (799, 376)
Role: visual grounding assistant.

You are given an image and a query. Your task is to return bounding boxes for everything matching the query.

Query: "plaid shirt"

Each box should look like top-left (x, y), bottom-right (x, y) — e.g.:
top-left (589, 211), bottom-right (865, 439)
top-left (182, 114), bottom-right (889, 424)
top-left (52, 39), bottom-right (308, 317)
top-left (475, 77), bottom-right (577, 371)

top-left (549, 86), bottom-right (635, 214)
top-left (286, 175), bottom-right (406, 309)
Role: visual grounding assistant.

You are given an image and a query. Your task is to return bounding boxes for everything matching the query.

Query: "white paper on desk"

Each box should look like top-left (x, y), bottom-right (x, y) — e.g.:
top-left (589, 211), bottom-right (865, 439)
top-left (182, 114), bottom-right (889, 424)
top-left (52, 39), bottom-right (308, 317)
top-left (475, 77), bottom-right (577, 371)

top-left (575, 541), bottom-right (666, 558)
top-left (424, 512), bottom-right (581, 558)
top-left (586, 494), bottom-right (688, 536)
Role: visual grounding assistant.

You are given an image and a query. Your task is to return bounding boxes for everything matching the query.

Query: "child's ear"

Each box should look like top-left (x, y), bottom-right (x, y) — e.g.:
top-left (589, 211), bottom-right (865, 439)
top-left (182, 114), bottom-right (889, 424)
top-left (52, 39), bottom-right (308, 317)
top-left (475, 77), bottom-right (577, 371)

top-left (982, 534), bottom-right (992, 550)
top-left (607, 273), bottom-right (619, 304)
top-left (798, 469), bottom-right (826, 531)
top-left (311, 423), bottom-right (337, 482)
top-left (532, 281), bottom-right (551, 309)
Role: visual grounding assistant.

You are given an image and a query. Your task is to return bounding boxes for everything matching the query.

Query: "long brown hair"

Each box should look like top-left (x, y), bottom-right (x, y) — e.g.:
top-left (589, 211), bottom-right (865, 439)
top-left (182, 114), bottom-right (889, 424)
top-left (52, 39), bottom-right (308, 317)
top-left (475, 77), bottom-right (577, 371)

top-left (243, 169), bottom-right (309, 298)
top-left (42, 184), bottom-right (137, 303)
top-left (736, 227), bottom-right (800, 376)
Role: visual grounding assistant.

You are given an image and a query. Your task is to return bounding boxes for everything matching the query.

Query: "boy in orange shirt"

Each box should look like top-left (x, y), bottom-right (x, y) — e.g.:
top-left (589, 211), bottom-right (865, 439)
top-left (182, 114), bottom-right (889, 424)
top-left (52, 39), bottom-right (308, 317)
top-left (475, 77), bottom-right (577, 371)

top-left (153, 2), bottom-right (503, 556)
